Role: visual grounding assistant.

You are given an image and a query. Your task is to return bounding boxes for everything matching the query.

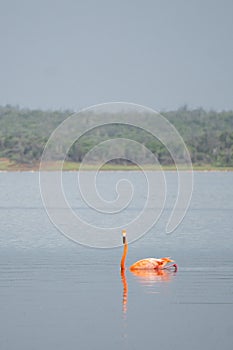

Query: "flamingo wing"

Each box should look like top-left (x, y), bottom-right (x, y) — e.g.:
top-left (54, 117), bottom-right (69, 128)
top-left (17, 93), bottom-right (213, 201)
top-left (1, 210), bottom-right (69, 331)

top-left (130, 258), bottom-right (161, 270)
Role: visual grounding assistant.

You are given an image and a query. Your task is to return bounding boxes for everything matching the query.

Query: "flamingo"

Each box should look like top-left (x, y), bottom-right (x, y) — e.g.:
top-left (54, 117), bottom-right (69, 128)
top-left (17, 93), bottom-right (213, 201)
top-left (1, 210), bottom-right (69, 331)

top-left (120, 229), bottom-right (178, 272)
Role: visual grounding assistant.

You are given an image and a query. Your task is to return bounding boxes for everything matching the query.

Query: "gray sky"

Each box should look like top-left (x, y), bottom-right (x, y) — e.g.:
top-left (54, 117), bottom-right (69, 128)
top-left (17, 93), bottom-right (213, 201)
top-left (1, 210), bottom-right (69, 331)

top-left (0, 0), bottom-right (233, 111)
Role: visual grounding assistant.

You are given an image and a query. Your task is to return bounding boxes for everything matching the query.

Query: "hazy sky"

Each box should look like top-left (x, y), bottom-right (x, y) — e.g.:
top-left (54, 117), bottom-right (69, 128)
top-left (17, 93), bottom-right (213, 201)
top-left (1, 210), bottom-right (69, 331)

top-left (1, 0), bottom-right (233, 111)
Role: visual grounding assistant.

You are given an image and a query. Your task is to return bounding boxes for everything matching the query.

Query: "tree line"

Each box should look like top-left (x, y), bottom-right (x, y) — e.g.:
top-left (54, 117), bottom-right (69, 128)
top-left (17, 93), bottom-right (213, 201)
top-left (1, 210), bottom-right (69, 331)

top-left (0, 105), bottom-right (232, 166)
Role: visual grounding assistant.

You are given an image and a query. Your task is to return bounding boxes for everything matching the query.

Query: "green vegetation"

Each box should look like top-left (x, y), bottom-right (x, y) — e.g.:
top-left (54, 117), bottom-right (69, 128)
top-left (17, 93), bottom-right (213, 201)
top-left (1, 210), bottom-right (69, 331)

top-left (0, 105), bottom-right (232, 170)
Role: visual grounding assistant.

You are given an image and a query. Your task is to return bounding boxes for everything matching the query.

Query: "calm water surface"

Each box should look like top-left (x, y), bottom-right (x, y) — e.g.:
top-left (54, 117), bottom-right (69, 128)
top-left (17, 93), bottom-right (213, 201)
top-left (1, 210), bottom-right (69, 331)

top-left (0, 171), bottom-right (233, 350)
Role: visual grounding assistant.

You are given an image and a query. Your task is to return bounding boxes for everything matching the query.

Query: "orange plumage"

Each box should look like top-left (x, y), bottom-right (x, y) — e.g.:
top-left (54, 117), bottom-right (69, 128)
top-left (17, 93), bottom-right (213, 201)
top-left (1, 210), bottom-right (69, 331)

top-left (130, 257), bottom-right (174, 271)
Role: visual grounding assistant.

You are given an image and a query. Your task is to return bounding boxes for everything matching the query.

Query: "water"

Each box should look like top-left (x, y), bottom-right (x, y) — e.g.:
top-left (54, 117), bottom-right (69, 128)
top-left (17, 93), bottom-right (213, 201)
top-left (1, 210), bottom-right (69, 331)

top-left (0, 171), bottom-right (233, 349)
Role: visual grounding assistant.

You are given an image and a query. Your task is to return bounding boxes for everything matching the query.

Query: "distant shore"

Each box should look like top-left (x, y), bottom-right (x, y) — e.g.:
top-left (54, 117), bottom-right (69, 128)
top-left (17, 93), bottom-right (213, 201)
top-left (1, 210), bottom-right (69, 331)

top-left (0, 159), bottom-right (232, 172)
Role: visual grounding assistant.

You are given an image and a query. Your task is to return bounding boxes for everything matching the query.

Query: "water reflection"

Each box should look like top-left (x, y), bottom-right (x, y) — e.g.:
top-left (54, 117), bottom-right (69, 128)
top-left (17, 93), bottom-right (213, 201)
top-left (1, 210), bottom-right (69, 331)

top-left (121, 268), bottom-right (176, 316)
top-left (121, 269), bottom-right (128, 315)
top-left (131, 268), bottom-right (175, 283)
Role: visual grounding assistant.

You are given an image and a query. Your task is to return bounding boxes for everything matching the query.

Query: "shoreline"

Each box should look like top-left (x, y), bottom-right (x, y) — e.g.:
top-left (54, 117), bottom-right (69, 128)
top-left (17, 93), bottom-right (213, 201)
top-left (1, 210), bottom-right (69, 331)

top-left (0, 160), bottom-right (232, 172)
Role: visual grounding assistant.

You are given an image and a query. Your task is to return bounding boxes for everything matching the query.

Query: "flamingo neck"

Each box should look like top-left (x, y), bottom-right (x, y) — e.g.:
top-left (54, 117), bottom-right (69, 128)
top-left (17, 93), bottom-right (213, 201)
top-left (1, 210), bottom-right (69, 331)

top-left (121, 241), bottom-right (128, 271)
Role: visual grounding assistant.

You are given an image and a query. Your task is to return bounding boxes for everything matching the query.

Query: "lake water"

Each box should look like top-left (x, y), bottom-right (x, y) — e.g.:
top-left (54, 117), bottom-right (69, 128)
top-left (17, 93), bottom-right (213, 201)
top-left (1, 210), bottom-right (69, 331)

top-left (0, 171), bottom-right (233, 350)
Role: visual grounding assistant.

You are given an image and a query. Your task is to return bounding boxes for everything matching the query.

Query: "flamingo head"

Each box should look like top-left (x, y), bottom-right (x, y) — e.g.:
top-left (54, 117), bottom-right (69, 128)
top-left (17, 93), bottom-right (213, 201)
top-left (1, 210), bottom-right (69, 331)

top-left (122, 229), bottom-right (127, 244)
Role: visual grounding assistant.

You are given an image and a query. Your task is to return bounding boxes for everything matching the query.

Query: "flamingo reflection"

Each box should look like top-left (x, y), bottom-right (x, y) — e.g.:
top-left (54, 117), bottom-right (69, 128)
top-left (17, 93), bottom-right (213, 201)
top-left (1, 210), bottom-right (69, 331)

top-left (121, 269), bottom-right (128, 315)
top-left (121, 265), bottom-right (175, 315)
top-left (130, 268), bottom-right (174, 282)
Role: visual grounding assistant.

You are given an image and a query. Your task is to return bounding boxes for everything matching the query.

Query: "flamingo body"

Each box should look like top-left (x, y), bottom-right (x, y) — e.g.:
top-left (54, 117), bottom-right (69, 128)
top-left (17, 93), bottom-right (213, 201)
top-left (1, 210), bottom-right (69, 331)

top-left (130, 257), bottom-right (173, 271)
